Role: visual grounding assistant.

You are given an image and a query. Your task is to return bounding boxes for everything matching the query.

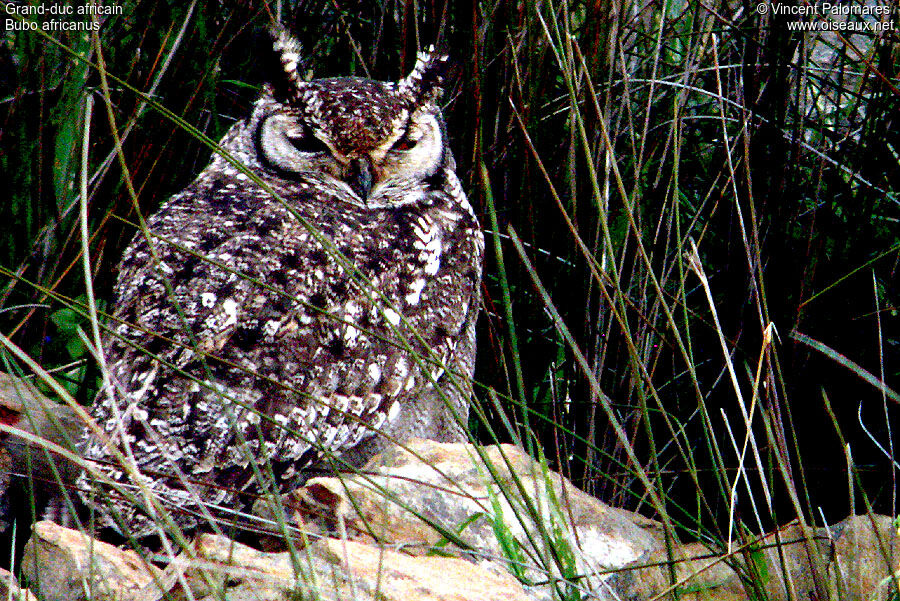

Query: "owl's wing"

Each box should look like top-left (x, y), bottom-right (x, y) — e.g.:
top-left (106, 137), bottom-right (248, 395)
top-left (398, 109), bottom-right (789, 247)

top-left (107, 188), bottom-right (259, 373)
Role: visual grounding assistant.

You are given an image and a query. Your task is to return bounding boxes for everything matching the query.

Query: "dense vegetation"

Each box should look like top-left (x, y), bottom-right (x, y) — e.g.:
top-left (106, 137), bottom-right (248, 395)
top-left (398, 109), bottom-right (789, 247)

top-left (1, 0), bottom-right (898, 585)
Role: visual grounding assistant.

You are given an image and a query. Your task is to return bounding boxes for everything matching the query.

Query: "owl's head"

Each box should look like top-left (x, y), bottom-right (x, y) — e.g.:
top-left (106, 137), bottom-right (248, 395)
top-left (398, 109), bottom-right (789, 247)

top-left (252, 27), bottom-right (454, 204)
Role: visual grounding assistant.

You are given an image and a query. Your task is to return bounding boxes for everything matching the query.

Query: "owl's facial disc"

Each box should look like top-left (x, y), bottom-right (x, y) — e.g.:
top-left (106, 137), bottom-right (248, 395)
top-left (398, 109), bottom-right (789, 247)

top-left (372, 109), bottom-right (444, 190)
top-left (259, 105), bottom-right (444, 203)
top-left (258, 113), bottom-right (338, 177)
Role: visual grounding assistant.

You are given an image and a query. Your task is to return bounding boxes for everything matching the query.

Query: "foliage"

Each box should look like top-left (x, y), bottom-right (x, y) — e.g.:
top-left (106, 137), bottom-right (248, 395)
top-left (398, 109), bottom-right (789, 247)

top-left (1, 0), bottom-right (899, 597)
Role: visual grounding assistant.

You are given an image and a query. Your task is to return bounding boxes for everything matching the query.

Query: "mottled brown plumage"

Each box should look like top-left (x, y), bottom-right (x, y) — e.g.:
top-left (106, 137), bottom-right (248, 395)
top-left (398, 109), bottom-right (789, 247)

top-left (77, 28), bottom-right (483, 537)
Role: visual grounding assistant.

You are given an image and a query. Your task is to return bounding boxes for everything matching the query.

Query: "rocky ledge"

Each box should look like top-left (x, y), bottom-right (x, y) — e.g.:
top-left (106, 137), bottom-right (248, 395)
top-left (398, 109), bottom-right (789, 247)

top-left (8, 440), bottom-right (900, 601)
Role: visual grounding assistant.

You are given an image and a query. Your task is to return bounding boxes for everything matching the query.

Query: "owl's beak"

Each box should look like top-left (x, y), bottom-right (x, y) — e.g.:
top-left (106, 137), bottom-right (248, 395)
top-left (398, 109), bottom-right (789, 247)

top-left (346, 157), bottom-right (375, 199)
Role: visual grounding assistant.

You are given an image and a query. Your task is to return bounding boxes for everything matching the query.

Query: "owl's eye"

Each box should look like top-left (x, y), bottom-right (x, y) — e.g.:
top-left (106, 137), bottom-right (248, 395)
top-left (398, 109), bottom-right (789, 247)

top-left (286, 126), bottom-right (330, 154)
top-left (259, 115), bottom-right (335, 174)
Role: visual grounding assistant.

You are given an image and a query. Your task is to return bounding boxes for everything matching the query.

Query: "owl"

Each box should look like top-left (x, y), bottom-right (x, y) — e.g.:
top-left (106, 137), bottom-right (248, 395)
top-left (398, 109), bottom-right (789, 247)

top-left (77, 28), bottom-right (484, 538)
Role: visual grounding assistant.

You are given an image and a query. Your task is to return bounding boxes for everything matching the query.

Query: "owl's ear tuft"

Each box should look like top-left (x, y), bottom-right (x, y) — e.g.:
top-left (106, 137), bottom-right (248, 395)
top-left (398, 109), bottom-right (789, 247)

top-left (397, 46), bottom-right (452, 104)
top-left (266, 24), bottom-right (308, 102)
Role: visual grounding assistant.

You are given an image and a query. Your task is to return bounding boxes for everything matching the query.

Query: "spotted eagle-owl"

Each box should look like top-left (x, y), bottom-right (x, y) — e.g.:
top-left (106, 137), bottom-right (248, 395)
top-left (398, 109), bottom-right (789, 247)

top-left (77, 28), bottom-right (484, 537)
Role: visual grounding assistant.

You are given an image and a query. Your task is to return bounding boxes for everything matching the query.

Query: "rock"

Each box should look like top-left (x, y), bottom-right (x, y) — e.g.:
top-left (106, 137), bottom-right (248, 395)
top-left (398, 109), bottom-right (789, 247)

top-left (0, 566), bottom-right (37, 601)
top-left (621, 521), bottom-right (833, 601)
top-left (314, 536), bottom-right (531, 601)
top-left (15, 442), bottom-right (900, 601)
top-left (23, 524), bottom-right (530, 601)
top-left (174, 533), bottom-right (532, 601)
top-left (753, 520), bottom-right (832, 600)
top-left (21, 521), bottom-right (162, 601)
top-left (255, 441), bottom-right (900, 600)
top-left (829, 514), bottom-right (899, 599)
top-left (619, 540), bottom-right (748, 601)
top-left (0, 373), bottom-right (83, 523)
top-left (619, 515), bottom-right (900, 601)
top-left (259, 440), bottom-right (658, 599)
